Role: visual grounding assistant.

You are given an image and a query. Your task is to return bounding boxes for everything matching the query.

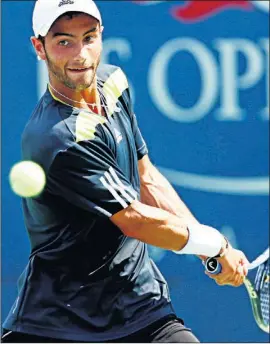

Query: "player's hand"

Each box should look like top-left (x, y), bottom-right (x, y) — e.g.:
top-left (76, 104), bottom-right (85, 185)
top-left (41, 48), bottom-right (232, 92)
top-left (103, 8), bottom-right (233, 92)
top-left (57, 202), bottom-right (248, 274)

top-left (205, 245), bottom-right (249, 287)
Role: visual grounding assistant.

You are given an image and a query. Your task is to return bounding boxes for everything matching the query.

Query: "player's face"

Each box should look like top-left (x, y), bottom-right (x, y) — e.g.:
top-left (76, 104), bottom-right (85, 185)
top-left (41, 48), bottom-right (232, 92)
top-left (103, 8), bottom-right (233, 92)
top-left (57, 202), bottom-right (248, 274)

top-left (42, 14), bottom-right (103, 91)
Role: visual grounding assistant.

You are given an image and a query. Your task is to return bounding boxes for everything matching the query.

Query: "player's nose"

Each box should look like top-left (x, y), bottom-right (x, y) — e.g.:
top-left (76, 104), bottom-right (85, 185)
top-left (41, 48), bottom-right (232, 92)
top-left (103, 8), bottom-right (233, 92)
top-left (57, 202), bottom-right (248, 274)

top-left (73, 42), bottom-right (89, 62)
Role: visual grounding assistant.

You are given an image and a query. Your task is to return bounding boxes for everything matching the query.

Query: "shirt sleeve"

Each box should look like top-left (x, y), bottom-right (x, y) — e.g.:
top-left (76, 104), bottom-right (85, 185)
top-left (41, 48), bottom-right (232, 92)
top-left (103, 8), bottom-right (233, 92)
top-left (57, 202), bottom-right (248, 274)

top-left (121, 69), bottom-right (148, 160)
top-left (130, 112), bottom-right (148, 160)
top-left (46, 138), bottom-right (138, 218)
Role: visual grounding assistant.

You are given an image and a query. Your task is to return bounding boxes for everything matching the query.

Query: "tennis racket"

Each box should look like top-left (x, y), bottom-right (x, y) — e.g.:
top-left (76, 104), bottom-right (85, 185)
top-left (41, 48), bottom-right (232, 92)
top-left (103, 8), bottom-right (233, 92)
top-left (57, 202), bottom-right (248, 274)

top-left (205, 248), bottom-right (269, 333)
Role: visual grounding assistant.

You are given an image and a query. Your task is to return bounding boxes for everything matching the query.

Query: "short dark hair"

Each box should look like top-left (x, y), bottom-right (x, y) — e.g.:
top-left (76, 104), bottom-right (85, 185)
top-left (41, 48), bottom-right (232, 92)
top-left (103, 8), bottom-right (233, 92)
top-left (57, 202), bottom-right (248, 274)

top-left (38, 35), bottom-right (45, 44)
top-left (57, 11), bottom-right (84, 21)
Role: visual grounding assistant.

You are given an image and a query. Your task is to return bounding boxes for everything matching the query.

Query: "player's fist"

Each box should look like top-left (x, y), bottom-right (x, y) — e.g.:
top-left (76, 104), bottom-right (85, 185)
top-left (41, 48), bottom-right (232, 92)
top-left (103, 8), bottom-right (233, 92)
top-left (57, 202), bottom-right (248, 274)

top-left (205, 246), bottom-right (249, 287)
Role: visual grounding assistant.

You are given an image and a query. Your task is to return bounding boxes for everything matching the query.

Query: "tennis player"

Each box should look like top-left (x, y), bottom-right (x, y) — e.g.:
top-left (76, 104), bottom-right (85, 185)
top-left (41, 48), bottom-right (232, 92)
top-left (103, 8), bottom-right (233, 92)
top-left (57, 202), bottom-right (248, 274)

top-left (2, 0), bottom-right (249, 342)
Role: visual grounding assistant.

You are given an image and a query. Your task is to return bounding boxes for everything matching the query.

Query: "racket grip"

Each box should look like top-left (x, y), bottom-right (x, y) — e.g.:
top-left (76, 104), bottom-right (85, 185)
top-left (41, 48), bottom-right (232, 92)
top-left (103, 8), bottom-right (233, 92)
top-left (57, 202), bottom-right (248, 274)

top-left (205, 257), bottom-right (222, 275)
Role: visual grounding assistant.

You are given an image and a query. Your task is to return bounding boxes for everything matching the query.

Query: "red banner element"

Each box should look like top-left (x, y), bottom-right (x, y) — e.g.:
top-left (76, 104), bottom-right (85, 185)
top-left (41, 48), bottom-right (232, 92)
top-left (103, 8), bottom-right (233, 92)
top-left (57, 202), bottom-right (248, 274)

top-left (172, 0), bottom-right (252, 22)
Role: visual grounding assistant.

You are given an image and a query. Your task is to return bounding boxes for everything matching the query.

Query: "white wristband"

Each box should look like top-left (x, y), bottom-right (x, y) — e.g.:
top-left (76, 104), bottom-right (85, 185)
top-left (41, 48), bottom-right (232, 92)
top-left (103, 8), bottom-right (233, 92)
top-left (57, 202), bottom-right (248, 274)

top-left (173, 223), bottom-right (224, 257)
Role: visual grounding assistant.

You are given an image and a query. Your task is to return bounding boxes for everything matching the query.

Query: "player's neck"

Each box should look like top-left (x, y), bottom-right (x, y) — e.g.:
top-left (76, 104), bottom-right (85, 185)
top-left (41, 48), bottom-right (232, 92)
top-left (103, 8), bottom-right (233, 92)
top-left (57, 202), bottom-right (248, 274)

top-left (48, 77), bottom-right (103, 116)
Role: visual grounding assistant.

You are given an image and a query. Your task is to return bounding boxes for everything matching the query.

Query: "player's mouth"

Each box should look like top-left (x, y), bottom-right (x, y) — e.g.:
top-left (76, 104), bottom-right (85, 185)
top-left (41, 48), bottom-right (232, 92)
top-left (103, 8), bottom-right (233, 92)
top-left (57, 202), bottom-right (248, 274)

top-left (67, 67), bottom-right (93, 74)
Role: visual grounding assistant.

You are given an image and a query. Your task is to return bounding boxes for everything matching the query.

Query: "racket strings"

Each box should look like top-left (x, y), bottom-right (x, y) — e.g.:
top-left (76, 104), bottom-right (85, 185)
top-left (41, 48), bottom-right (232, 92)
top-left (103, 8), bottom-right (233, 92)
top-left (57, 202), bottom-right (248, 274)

top-left (255, 261), bottom-right (269, 326)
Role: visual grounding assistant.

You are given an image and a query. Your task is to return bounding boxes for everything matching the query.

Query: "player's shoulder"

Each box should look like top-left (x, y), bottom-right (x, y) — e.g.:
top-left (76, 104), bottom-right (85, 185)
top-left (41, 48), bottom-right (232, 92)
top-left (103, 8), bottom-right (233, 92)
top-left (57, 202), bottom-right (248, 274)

top-left (97, 63), bottom-right (129, 86)
top-left (98, 64), bottom-right (131, 112)
top-left (97, 63), bottom-right (120, 76)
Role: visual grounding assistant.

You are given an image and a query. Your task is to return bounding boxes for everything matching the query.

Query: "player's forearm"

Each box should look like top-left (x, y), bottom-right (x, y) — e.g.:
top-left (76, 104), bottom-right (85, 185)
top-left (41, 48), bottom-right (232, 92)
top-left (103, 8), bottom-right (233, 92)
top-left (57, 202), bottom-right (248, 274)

top-left (139, 162), bottom-right (198, 225)
top-left (112, 200), bottom-right (189, 251)
top-left (111, 200), bottom-right (226, 257)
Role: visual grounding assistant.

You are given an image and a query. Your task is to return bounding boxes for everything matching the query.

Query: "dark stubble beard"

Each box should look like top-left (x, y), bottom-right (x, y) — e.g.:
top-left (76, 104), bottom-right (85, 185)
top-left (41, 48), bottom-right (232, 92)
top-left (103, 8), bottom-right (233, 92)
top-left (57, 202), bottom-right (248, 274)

top-left (45, 49), bottom-right (101, 91)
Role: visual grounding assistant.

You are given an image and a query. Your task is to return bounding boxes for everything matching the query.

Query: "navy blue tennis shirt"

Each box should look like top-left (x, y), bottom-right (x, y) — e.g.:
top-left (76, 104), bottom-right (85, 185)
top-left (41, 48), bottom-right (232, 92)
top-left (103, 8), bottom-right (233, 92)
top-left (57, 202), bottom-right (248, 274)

top-left (3, 64), bottom-right (173, 342)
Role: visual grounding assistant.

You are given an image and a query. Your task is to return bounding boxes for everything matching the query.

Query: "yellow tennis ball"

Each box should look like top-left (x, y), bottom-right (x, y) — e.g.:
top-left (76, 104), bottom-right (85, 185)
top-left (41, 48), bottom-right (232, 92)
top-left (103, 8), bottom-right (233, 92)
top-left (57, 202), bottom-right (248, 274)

top-left (9, 161), bottom-right (46, 198)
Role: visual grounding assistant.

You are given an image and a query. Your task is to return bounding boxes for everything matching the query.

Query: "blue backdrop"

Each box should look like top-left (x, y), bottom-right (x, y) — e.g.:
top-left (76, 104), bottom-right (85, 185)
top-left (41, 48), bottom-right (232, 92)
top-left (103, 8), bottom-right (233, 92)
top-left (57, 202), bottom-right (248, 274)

top-left (2, 1), bottom-right (269, 342)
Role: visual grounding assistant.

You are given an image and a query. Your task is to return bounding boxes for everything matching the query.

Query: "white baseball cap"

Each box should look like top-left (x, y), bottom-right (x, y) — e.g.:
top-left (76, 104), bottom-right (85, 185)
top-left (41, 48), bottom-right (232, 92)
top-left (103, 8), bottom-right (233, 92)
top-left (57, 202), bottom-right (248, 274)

top-left (33, 0), bottom-right (102, 38)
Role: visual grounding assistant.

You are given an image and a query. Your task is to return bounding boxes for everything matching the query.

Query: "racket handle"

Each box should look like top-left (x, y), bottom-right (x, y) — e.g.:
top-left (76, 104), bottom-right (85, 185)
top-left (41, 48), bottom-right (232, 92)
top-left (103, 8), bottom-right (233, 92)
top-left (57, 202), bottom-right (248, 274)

top-left (205, 257), bottom-right (222, 275)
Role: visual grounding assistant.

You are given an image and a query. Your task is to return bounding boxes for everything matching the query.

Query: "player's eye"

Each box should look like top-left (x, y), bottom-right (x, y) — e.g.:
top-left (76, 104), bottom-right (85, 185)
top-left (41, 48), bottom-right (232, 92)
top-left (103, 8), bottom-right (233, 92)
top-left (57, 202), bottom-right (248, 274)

top-left (58, 40), bottom-right (70, 47)
top-left (84, 36), bottom-right (94, 43)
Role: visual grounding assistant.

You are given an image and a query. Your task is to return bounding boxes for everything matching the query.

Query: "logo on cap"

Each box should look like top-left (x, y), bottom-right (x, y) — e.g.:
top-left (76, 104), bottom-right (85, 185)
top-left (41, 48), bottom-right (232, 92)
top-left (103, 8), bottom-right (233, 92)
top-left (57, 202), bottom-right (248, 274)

top-left (59, 0), bottom-right (75, 7)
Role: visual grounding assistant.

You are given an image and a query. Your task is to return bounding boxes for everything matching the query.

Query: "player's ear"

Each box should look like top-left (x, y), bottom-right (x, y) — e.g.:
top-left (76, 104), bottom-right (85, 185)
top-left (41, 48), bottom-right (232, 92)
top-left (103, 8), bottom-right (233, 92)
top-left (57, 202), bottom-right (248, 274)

top-left (100, 25), bottom-right (104, 34)
top-left (30, 36), bottom-right (46, 61)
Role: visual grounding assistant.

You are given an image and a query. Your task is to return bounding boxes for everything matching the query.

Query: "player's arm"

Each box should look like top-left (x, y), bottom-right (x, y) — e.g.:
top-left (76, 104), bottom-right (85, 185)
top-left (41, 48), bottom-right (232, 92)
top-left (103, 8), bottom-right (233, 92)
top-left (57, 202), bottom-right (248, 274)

top-left (111, 198), bottom-right (249, 287)
top-left (111, 195), bottom-right (248, 287)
